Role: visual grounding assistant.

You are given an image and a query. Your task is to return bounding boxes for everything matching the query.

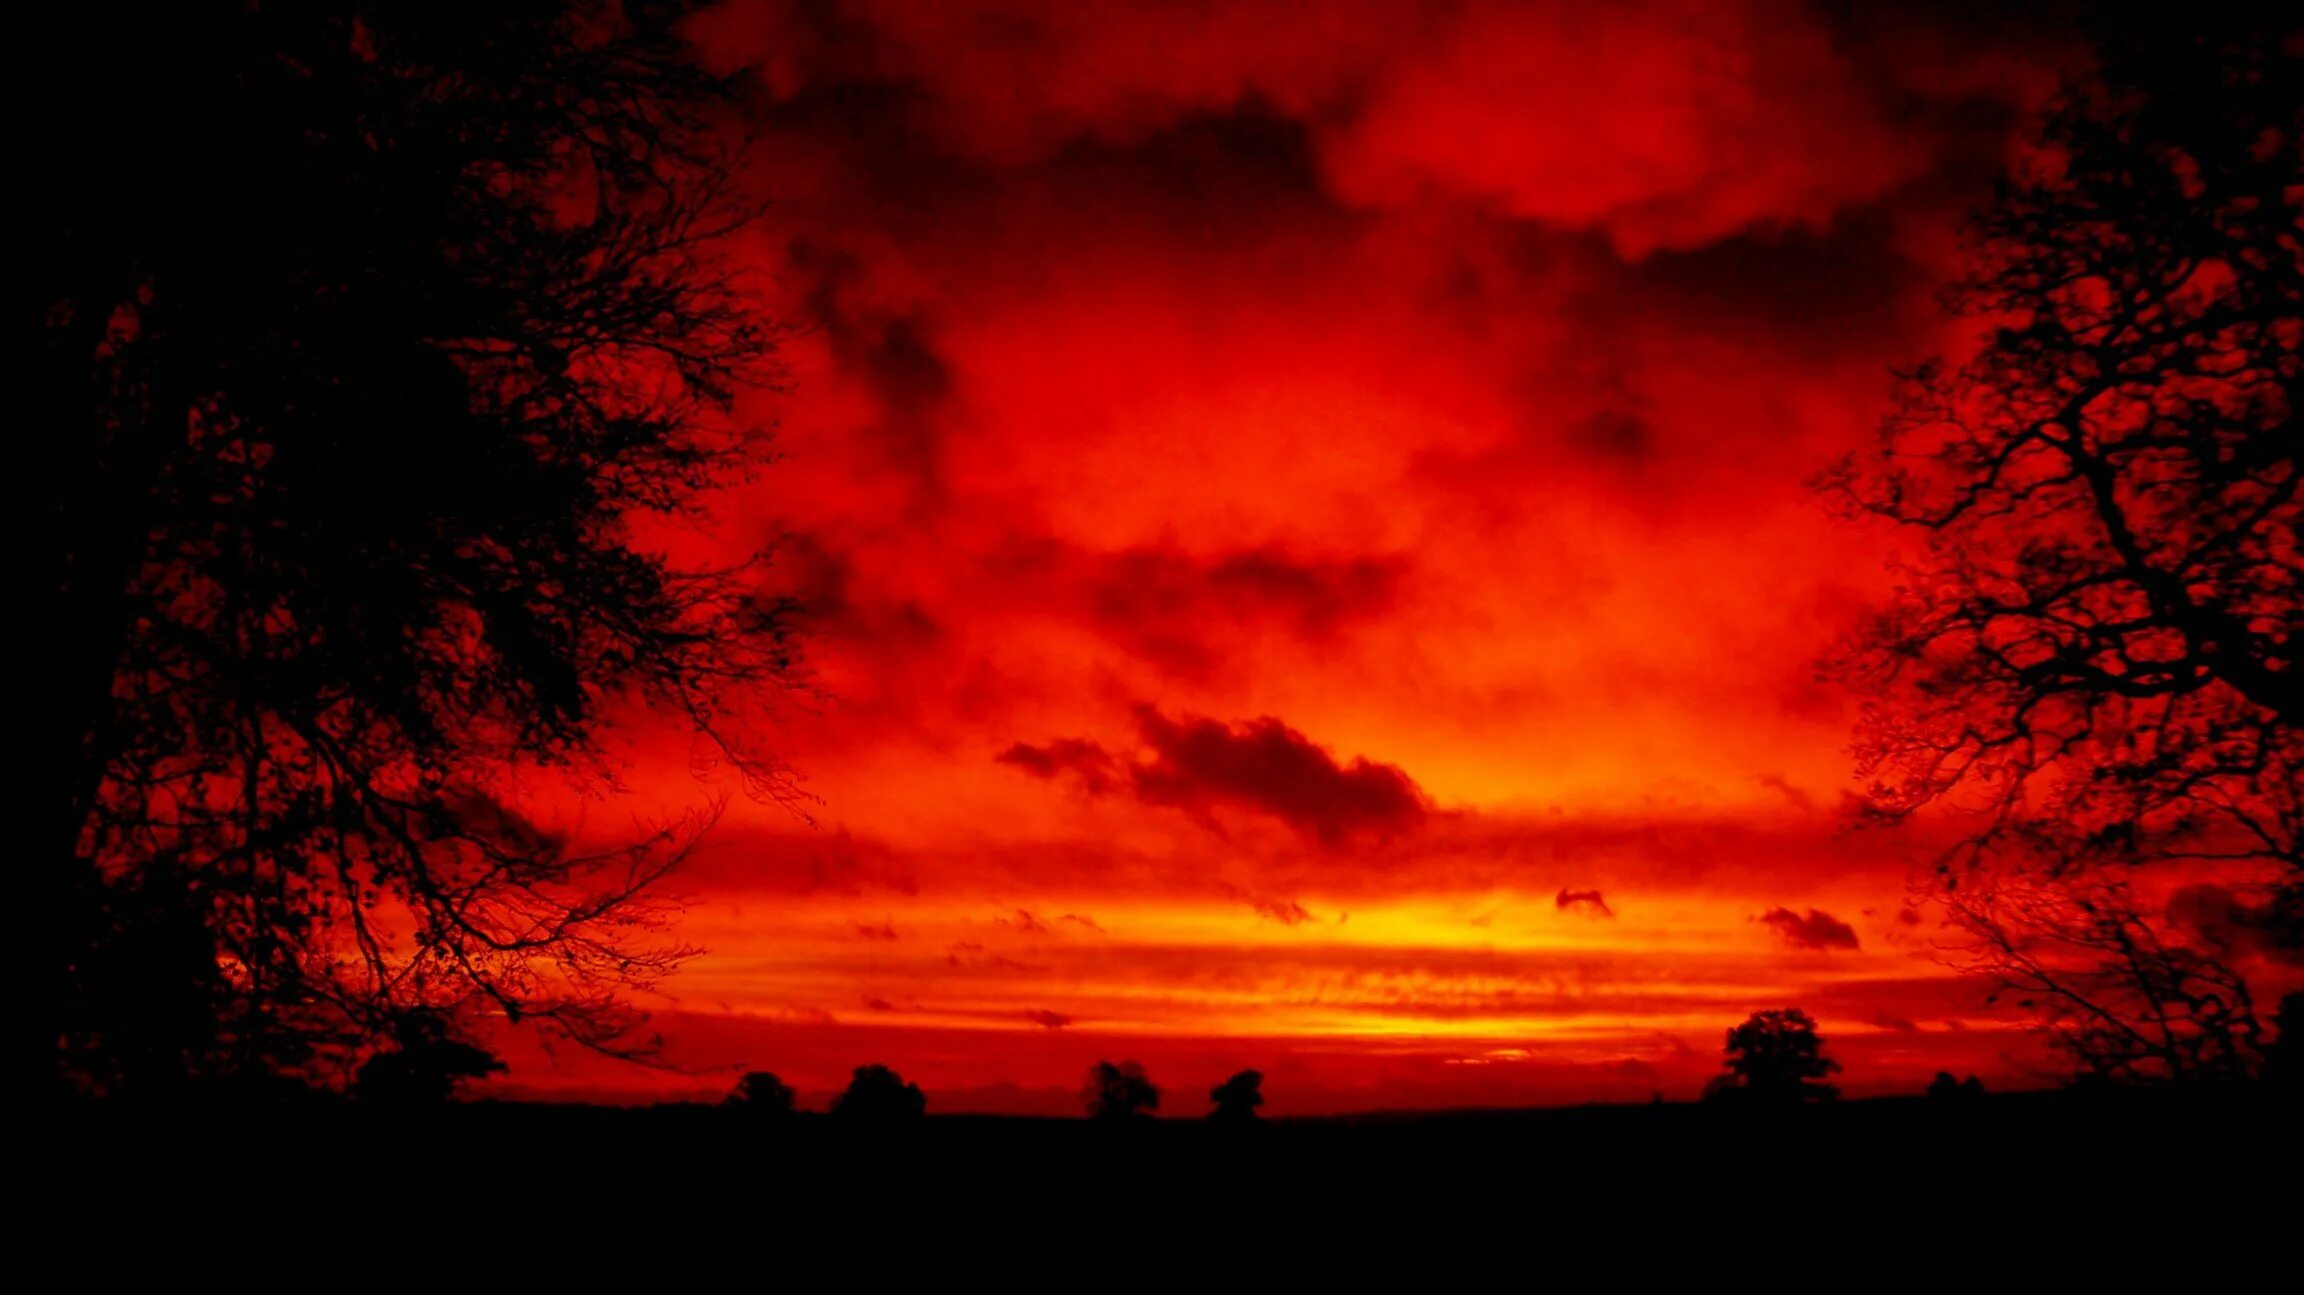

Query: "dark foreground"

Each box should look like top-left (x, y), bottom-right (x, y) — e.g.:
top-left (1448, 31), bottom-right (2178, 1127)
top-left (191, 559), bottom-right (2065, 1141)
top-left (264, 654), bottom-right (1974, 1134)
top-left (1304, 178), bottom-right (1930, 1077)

top-left (28, 1089), bottom-right (2298, 1269)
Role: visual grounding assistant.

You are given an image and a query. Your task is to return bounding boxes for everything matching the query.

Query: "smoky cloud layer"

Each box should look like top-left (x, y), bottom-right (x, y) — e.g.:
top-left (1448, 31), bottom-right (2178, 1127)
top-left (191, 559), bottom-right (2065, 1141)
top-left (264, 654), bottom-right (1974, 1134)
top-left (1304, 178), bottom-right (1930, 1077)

top-left (531, 0), bottom-right (2099, 1111)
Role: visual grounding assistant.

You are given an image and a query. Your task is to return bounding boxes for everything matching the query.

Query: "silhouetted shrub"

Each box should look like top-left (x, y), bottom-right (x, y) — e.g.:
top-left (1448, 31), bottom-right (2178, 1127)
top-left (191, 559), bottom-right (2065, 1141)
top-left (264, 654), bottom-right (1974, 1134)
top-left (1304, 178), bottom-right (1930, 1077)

top-left (727, 1071), bottom-right (796, 1116)
top-left (1925, 1071), bottom-right (1987, 1102)
top-left (1709, 1009), bottom-right (1840, 1103)
top-left (353, 1013), bottom-right (505, 1105)
top-left (1083, 1060), bottom-right (1160, 1120)
top-left (1209, 1069), bottom-right (1264, 1122)
top-left (833, 1065), bottom-right (926, 1123)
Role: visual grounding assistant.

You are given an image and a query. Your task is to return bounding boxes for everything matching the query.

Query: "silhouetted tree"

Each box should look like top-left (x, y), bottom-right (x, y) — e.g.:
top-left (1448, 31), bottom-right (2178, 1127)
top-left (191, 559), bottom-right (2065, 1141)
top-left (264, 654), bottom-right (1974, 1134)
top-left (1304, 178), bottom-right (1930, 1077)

top-left (1083, 1060), bottom-right (1160, 1120)
top-left (1823, 13), bottom-right (2300, 1083)
top-left (1711, 1009), bottom-right (1840, 1103)
top-left (832, 1065), bottom-right (926, 1123)
top-left (2269, 992), bottom-right (2304, 1092)
top-left (1958, 874), bottom-right (2266, 1084)
top-left (1209, 1069), bottom-right (1264, 1122)
top-left (62, 865), bottom-right (240, 1099)
top-left (726, 1071), bottom-right (796, 1116)
top-left (36, 2), bottom-right (794, 1095)
top-left (1925, 1071), bottom-right (1987, 1103)
top-left (353, 1012), bottom-right (507, 1105)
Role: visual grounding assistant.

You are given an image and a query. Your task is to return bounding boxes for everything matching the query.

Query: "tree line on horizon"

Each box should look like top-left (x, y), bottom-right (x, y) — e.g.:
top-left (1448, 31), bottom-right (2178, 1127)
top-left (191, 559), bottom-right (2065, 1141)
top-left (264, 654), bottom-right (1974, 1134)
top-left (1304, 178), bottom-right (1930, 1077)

top-left (115, 997), bottom-right (2304, 1112)
top-left (706, 1003), bottom-right (2303, 1122)
top-left (720, 1059), bottom-right (1264, 1122)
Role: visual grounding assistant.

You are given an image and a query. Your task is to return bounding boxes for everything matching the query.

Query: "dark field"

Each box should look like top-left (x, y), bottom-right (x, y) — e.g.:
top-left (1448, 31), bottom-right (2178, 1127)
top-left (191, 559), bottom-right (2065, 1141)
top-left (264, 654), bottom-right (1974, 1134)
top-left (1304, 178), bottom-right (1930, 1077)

top-left (38, 1090), bottom-right (2296, 1242)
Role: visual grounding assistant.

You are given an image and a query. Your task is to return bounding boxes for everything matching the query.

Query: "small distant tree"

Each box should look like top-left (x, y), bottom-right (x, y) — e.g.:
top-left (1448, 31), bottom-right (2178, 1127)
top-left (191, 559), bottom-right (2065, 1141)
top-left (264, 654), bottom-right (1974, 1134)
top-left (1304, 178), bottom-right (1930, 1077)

top-left (1925, 1071), bottom-right (1988, 1102)
top-left (1209, 1069), bottom-right (1264, 1122)
top-left (832, 1065), bottom-right (926, 1123)
top-left (727, 1071), bottom-right (796, 1116)
top-left (1083, 1060), bottom-right (1160, 1120)
top-left (353, 1012), bottom-right (506, 1105)
top-left (1712, 1009), bottom-right (1841, 1103)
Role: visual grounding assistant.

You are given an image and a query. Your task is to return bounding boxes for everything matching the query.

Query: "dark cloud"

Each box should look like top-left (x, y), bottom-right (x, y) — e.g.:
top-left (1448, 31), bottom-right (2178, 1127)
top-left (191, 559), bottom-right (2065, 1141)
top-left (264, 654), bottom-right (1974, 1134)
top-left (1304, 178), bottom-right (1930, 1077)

top-left (781, 238), bottom-right (959, 504)
top-left (1756, 906), bottom-right (1861, 952)
top-left (1037, 105), bottom-right (1352, 250)
top-left (1754, 773), bottom-right (1817, 813)
top-left (676, 826), bottom-right (923, 898)
top-left (854, 313), bottom-right (954, 491)
top-left (1254, 898), bottom-right (1316, 926)
top-left (1024, 1009), bottom-right (1074, 1030)
top-left (1555, 887), bottom-right (1615, 918)
top-left (862, 315), bottom-right (953, 413)
top-left (1130, 707), bottom-right (1431, 846)
top-left (1614, 212), bottom-right (1922, 351)
top-left (998, 706), bottom-right (1431, 846)
top-left (444, 791), bottom-right (565, 858)
top-left (995, 737), bottom-right (1121, 794)
top-left (989, 538), bottom-right (1406, 679)
top-left (702, 0), bottom-right (2064, 254)
top-left (1189, 547), bottom-right (1403, 638)
top-left (1059, 913), bottom-right (1105, 932)
top-left (864, 997), bottom-right (896, 1012)
top-left (2166, 884), bottom-right (2303, 965)
top-left (852, 921), bottom-right (899, 941)
top-left (1569, 409), bottom-right (1655, 464)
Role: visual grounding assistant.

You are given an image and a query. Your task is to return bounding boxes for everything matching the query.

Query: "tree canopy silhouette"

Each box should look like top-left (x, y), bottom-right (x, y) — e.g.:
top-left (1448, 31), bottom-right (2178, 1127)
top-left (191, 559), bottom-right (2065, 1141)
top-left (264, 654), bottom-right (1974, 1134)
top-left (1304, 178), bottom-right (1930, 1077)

top-left (1209, 1069), bottom-right (1264, 1122)
top-left (2268, 991), bottom-right (2304, 1092)
top-left (727, 1071), bottom-right (796, 1116)
top-left (353, 1011), bottom-right (507, 1105)
top-left (1824, 13), bottom-right (2300, 1084)
top-left (1083, 1060), bottom-right (1160, 1121)
top-left (1925, 1072), bottom-right (1987, 1103)
top-left (832, 1065), bottom-right (926, 1123)
top-left (1710, 1009), bottom-right (1840, 1104)
top-left (36, 1), bottom-right (792, 1097)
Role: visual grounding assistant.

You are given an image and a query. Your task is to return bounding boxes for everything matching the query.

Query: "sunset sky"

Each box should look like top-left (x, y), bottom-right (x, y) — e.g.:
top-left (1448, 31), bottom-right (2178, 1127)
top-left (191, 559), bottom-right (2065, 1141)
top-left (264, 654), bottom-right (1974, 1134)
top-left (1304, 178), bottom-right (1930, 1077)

top-left (498, 0), bottom-right (2100, 1113)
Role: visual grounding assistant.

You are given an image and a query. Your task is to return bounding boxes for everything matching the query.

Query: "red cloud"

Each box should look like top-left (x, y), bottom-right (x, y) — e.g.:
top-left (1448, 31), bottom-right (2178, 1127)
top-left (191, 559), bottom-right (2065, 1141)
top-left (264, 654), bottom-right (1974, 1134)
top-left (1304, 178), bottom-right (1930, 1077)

top-left (987, 539), bottom-right (1405, 680)
top-left (530, 0), bottom-right (2096, 1110)
top-left (699, 0), bottom-right (2066, 255)
top-left (1319, 0), bottom-right (1926, 256)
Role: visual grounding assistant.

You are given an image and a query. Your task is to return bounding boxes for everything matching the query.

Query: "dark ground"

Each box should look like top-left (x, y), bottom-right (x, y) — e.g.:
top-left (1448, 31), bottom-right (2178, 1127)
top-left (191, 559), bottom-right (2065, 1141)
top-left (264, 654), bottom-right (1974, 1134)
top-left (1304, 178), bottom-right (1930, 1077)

top-left (32, 1089), bottom-right (2297, 1256)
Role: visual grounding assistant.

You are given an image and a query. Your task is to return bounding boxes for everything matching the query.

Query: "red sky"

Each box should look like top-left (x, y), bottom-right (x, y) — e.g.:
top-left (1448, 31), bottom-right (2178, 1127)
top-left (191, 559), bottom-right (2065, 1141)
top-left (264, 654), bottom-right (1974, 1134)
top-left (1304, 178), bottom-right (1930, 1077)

top-left (496, 0), bottom-right (2099, 1113)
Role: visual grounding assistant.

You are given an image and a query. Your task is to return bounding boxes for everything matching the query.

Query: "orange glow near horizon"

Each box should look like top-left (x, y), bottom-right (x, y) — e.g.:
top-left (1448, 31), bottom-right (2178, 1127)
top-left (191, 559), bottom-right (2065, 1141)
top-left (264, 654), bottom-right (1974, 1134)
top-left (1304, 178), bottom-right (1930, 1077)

top-left (482, 0), bottom-right (2095, 1115)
